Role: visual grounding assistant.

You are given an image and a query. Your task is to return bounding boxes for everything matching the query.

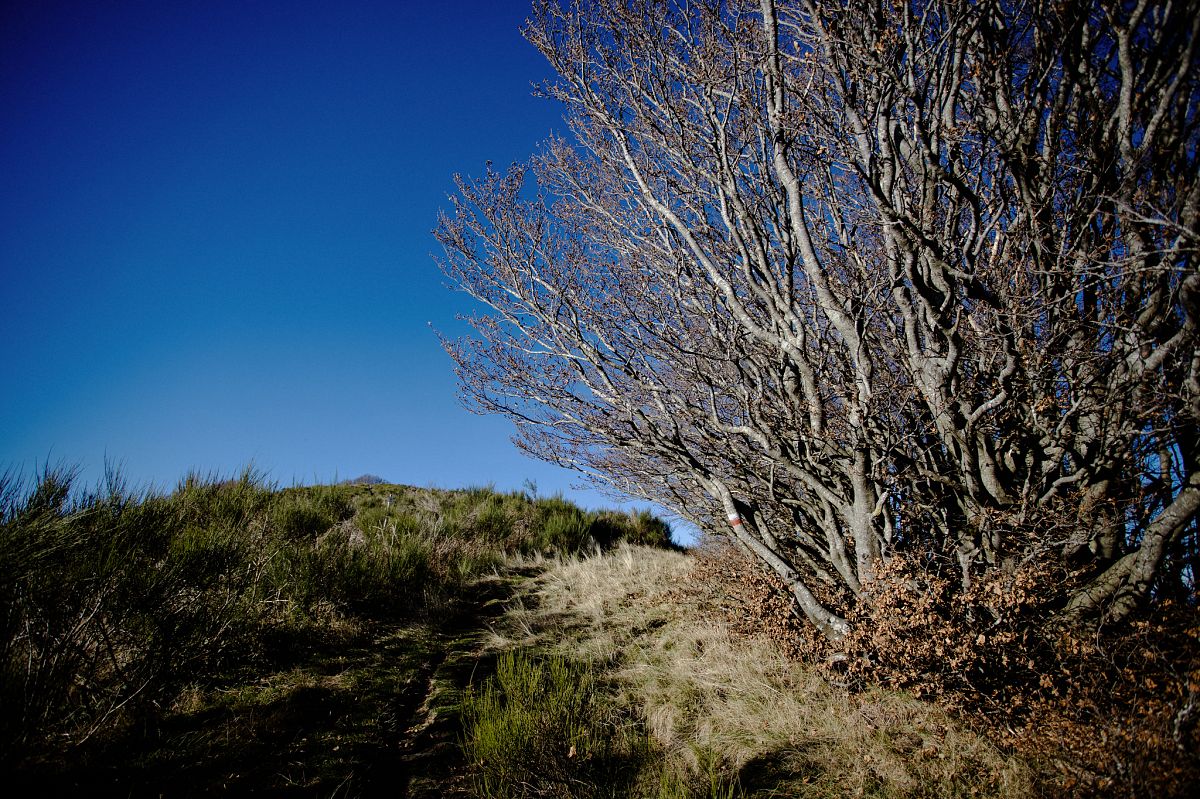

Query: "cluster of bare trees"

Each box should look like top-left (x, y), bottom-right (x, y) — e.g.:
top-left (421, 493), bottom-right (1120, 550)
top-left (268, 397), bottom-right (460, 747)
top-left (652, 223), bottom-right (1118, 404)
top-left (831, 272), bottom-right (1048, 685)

top-left (437, 0), bottom-right (1199, 637)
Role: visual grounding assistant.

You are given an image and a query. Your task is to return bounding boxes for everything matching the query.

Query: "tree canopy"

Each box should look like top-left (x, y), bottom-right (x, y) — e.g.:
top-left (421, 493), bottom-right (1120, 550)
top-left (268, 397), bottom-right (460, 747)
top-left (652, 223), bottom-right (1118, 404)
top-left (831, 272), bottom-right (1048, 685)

top-left (437, 0), bottom-right (1200, 637)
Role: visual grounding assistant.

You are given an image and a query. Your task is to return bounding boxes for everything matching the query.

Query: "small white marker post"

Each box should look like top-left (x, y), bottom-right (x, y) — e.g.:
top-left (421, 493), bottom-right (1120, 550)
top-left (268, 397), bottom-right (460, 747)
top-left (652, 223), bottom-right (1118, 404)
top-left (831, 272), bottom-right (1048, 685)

top-left (728, 512), bottom-right (742, 528)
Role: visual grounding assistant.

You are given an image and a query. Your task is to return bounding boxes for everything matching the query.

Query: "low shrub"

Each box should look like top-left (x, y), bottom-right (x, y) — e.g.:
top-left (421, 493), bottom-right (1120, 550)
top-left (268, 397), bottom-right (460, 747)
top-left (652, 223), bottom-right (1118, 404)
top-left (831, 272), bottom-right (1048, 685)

top-left (0, 469), bottom-right (266, 758)
top-left (471, 495), bottom-right (517, 542)
top-left (171, 469), bottom-right (273, 529)
top-left (271, 485), bottom-right (354, 539)
top-left (535, 506), bottom-right (593, 553)
top-left (310, 521), bottom-right (433, 612)
top-left (578, 509), bottom-right (674, 551)
top-left (838, 556), bottom-right (1200, 797)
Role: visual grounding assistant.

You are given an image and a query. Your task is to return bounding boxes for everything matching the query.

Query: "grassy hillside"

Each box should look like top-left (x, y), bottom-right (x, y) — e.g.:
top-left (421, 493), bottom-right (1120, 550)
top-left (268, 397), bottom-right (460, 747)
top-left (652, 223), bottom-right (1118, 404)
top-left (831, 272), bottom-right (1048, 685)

top-left (0, 468), bottom-right (669, 794)
top-left (474, 545), bottom-right (1034, 799)
top-left (3, 468), bottom-right (1190, 797)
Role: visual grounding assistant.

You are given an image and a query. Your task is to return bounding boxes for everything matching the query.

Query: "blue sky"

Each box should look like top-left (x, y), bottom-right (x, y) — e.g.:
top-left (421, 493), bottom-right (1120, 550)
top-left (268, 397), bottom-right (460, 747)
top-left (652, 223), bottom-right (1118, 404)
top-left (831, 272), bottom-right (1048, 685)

top-left (0, 0), bottom-right (689, 539)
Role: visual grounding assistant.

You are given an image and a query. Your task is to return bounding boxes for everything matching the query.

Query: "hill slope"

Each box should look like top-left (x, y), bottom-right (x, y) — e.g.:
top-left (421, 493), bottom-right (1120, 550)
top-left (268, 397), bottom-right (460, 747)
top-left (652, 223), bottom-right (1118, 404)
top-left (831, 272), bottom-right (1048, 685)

top-left (0, 471), bottom-right (669, 795)
top-left (6, 471), bottom-right (1132, 797)
top-left (468, 545), bottom-right (1034, 798)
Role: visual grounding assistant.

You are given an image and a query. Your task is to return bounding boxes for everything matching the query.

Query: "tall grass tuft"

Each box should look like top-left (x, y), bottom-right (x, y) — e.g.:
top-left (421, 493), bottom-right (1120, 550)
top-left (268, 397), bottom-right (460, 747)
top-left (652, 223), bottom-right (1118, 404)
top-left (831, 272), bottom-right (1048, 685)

top-left (0, 467), bottom-right (265, 757)
top-left (461, 649), bottom-right (652, 798)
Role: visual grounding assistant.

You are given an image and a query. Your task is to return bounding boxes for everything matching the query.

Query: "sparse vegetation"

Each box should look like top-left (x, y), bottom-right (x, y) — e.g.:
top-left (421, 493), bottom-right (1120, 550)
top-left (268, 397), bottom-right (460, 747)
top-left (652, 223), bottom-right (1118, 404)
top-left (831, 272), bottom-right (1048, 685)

top-left (461, 645), bottom-right (744, 799)
top-left (683, 540), bottom-right (1200, 797)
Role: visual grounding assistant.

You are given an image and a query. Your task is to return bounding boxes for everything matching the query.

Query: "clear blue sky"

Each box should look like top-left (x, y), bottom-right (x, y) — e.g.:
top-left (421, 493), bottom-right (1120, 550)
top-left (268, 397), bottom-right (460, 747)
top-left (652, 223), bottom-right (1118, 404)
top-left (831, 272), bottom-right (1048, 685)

top-left (0, 0), bottom-right (689, 538)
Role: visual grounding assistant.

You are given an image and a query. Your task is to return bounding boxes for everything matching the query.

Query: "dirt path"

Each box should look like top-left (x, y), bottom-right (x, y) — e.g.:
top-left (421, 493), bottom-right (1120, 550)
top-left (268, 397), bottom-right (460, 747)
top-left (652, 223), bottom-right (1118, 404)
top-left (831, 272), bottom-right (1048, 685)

top-left (390, 570), bottom-right (526, 798)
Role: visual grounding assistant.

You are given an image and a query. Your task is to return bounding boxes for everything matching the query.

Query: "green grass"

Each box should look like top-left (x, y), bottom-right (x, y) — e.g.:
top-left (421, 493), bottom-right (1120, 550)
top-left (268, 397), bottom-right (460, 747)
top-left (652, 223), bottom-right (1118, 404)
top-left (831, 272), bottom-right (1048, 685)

top-left (0, 466), bottom-right (673, 768)
top-left (1, 464), bottom-right (1051, 797)
top-left (461, 649), bottom-right (653, 799)
top-left (461, 648), bottom-right (745, 799)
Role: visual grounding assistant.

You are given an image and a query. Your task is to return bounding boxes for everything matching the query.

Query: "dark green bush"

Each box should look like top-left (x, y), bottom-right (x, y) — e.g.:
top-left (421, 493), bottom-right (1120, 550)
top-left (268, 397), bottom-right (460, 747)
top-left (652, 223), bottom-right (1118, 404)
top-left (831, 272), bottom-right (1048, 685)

top-left (271, 502), bottom-right (333, 539)
top-left (536, 507), bottom-right (593, 553)
top-left (172, 469), bottom-right (273, 528)
top-left (271, 486), bottom-right (354, 540)
top-left (588, 509), bottom-right (674, 550)
top-left (308, 524), bottom-right (433, 612)
top-left (472, 496), bottom-right (515, 541)
top-left (0, 469), bottom-right (266, 757)
top-left (167, 524), bottom-right (245, 585)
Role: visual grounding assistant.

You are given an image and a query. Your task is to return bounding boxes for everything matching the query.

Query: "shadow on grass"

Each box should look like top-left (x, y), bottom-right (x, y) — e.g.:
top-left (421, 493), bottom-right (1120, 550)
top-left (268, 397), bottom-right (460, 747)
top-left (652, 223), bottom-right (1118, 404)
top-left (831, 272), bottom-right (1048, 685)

top-left (6, 575), bottom-right (524, 798)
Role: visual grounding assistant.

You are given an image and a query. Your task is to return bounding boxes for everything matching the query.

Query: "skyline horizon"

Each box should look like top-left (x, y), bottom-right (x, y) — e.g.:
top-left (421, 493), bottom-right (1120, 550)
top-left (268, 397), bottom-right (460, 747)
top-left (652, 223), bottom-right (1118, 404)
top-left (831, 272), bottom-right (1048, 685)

top-left (0, 0), bottom-right (697, 541)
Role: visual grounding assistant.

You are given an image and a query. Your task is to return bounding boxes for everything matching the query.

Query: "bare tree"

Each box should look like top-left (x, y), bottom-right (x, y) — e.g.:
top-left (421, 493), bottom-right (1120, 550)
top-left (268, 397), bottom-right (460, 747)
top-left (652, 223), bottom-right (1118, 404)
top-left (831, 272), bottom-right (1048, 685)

top-left (437, 0), bottom-right (1199, 637)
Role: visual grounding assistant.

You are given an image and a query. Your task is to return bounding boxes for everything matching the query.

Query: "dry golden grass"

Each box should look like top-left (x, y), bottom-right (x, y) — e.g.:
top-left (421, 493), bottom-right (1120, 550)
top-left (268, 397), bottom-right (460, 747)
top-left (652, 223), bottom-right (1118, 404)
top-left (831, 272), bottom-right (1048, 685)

top-left (493, 544), bottom-right (1036, 798)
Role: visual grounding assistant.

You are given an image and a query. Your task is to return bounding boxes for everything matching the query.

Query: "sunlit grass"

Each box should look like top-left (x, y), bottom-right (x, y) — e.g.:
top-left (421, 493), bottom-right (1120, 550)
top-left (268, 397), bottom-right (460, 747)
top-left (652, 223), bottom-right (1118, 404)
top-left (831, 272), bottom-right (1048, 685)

top-left (494, 543), bottom-right (1035, 798)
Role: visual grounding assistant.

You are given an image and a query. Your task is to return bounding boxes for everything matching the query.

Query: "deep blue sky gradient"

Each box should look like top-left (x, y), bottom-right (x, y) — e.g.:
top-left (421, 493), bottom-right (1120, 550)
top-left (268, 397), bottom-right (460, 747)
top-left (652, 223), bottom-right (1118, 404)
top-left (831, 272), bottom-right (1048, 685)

top-left (0, 0), bottom-right (687, 537)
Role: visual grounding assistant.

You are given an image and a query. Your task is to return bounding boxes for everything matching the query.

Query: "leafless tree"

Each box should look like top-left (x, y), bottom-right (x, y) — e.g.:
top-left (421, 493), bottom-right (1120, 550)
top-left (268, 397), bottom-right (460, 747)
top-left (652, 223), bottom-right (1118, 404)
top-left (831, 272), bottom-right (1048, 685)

top-left (436, 0), bottom-right (1199, 637)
